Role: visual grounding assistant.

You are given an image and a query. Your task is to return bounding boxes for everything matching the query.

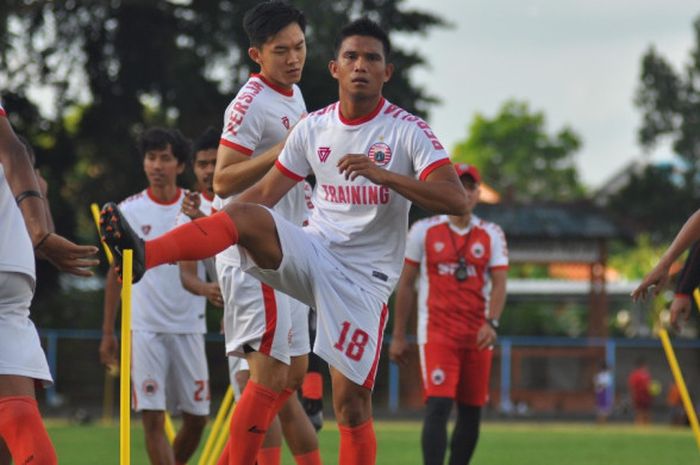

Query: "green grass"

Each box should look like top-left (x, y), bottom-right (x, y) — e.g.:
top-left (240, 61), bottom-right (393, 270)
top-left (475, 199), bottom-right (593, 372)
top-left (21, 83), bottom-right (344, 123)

top-left (47, 420), bottom-right (699, 465)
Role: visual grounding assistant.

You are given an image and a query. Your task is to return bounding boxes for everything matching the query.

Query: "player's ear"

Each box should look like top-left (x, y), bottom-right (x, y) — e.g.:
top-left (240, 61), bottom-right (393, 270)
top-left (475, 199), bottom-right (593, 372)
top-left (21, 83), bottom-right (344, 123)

top-left (384, 63), bottom-right (394, 83)
top-left (248, 47), bottom-right (262, 66)
top-left (328, 60), bottom-right (339, 79)
top-left (176, 162), bottom-right (186, 175)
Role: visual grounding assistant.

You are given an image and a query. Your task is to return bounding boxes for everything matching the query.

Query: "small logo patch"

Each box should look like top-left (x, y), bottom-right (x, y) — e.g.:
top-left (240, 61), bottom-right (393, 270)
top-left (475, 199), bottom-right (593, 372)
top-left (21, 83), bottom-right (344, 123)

top-left (142, 379), bottom-right (159, 396)
top-left (141, 225), bottom-right (152, 236)
top-left (431, 368), bottom-right (446, 386)
top-left (281, 115), bottom-right (290, 129)
top-left (248, 425), bottom-right (267, 434)
top-left (471, 241), bottom-right (485, 259)
top-left (368, 142), bottom-right (392, 166)
top-left (317, 146), bottom-right (331, 163)
top-left (433, 241), bottom-right (445, 253)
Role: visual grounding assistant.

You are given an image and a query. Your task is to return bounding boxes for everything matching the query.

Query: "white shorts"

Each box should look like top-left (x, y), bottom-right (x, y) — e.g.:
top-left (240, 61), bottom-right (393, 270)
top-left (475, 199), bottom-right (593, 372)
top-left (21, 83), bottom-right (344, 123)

top-left (216, 261), bottom-right (310, 364)
top-left (131, 330), bottom-right (210, 416)
top-left (0, 272), bottom-right (52, 386)
top-left (227, 356), bottom-right (250, 399)
top-left (240, 209), bottom-right (388, 389)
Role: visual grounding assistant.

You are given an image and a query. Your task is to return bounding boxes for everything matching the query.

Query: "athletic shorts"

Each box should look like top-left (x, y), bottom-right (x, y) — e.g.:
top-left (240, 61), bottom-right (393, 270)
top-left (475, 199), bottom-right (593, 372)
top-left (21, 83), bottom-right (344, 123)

top-left (0, 272), bottom-right (52, 386)
top-left (216, 261), bottom-right (310, 364)
top-left (239, 209), bottom-right (388, 390)
top-left (131, 330), bottom-right (210, 416)
top-left (419, 342), bottom-right (492, 406)
top-left (227, 355), bottom-right (249, 400)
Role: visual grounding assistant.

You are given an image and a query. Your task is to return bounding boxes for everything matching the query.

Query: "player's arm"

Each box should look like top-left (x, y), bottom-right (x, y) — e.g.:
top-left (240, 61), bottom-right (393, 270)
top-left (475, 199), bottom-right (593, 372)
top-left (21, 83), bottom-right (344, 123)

top-left (236, 163), bottom-right (299, 207)
top-left (337, 157), bottom-right (467, 215)
top-left (213, 142), bottom-right (285, 198)
top-left (389, 261), bottom-right (420, 366)
top-left (179, 260), bottom-right (223, 307)
top-left (668, 241), bottom-right (700, 329)
top-left (99, 265), bottom-right (121, 367)
top-left (475, 267), bottom-right (508, 350)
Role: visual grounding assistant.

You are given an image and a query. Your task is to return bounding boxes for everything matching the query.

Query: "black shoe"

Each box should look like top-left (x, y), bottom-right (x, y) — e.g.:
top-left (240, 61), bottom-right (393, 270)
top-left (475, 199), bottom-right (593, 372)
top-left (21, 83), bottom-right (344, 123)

top-left (100, 202), bottom-right (146, 283)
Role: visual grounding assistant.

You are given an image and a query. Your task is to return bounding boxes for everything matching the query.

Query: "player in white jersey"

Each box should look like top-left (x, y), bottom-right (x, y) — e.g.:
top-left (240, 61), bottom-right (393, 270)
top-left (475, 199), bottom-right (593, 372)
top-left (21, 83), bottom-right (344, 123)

top-left (100, 18), bottom-right (468, 465)
top-left (99, 127), bottom-right (209, 465)
top-left (0, 101), bottom-right (99, 465)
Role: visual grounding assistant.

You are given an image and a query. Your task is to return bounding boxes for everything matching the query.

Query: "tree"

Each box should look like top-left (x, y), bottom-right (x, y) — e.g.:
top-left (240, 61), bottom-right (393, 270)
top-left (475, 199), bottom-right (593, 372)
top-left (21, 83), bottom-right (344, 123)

top-left (636, 16), bottom-right (700, 200)
top-left (452, 100), bottom-right (584, 202)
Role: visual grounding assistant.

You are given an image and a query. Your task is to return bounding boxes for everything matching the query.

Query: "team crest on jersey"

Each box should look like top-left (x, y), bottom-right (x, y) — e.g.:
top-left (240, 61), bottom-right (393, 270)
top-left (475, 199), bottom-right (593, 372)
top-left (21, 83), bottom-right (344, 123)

top-left (431, 368), bottom-right (446, 386)
top-left (317, 146), bottom-right (331, 163)
top-left (281, 115), bottom-right (290, 129)
top-left (141, 225), bottom-right (152, 236)
top-left (142, 379), bottom-right (159, 396)
top-left (471, 241), bottom-right (485, 259)
top-left (433, 241), bottom-right (445, 253)
top-left (368, 142), bottom-right (392, 166)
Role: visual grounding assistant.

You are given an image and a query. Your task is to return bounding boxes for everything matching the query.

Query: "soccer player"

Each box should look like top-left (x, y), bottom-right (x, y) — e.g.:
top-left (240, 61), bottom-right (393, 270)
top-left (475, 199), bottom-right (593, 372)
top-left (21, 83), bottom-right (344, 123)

top-left (0, 100), bottom-right (99, 465)
top-left (99, 127), bottom-right (209, 465)
top-left (628, 358), bottom-right (652, 425)
top-left (389, 163), bottom-right (508, 465)
top-left (211, 3), bottom-right (320, 465)
top-left (100, 18), bottom-right (468, 465)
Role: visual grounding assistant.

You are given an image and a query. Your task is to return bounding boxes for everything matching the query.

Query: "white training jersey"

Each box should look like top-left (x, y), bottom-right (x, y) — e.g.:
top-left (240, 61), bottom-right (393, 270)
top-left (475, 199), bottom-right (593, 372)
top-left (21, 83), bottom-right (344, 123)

top-left (214, 74), bottom-right (308, 267)
top-left (0, 102), bottom-right (35, 282)
top-left (119, 188), bottom-right (206, 333)
top-left (276, 98), bottom-right (451, 302)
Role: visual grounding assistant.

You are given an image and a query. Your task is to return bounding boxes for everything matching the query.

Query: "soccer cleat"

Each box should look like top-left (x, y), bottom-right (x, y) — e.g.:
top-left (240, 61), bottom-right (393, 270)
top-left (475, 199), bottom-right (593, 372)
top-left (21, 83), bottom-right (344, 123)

top-left (100, 202), bottom-right (146, 283)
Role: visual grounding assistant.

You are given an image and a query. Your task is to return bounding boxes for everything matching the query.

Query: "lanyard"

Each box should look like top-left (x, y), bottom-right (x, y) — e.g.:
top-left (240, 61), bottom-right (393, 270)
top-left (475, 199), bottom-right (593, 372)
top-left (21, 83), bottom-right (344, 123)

top-left (447, 223), bottom-right (473, 282)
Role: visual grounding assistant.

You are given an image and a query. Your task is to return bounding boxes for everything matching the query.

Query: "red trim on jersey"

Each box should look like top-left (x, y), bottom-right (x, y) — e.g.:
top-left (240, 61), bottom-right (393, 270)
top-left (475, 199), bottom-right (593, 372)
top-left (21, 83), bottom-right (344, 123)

top-left (200, 191), bottom-right (215, 202)
top-left (675, 293), bottom-right (690, 299)
top-left (489, 265), bottom-right (509, 271)
top-left (147, 187), bottom-right (182, 205)
top-left (0, 108), bottom-right (5, 117)
top-left (363, 303), bottom-right (389, 389)
top-left (259, 284), bottom-right (278, 355)
top-left (419, 158), bottom-right (451, 181)
top-left (219, 138), bottom-right (254, 156)
top-left (274, 160), bottom-right (304, 182)
top-left (338, 98), bottom-right (385, 126)
top-left (252, 73), bottom-right (294, 97)
top-left (404, 258), bottom-right (420, 267)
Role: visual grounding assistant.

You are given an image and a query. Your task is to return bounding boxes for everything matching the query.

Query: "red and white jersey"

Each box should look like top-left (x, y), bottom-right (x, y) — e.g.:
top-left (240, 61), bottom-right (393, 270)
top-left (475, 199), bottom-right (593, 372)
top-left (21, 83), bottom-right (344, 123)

top-left (119, 188), bottom-right (206, 334)
top-left (215, 74), bottom-right (307, 267)
top-left (406, 214), bottom-right (508, 348)
top-left (0, 102), bottom-right (35, 282)
top-left (276, 98), bottom-right (451, 301)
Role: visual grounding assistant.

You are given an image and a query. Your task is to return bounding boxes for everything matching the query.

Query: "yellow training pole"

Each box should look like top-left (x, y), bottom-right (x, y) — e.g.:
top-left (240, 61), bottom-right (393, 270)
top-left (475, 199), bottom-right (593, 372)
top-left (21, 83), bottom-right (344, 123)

top-left (90, 203), bottom-right (114, 264)
top-left (120, 250), bottom-right (134, 465)
top-left (197, 386), bottom-right (235, 465)
top-left (164, 413), bottom-right (176, 443)
top-left (692, 288), bottom-right (700, 315)
top-left (659, 328), bottom-right (700, 453)
top-left (206, 403), bottom-right (236, 465)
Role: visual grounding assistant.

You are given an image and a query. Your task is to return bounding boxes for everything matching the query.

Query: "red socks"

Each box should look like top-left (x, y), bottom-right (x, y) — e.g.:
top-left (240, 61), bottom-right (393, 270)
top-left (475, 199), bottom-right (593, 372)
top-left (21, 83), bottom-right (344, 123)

top-left (294, 449), bottom-right (323, 465)
top-left (0, 396), bottom-right (57, 465)
top-left (227, 380), bottom-right (278, 465)
top-left (257, 446), bottom-right (281, 465)
top-left (302, 372), bottom-right (323, 400)
top-left (338, 419), bottom-right (376, 465)
top-left (145, 211), bottom-right (238, 269)
top-left (269, 387), bottom-right (295, 421)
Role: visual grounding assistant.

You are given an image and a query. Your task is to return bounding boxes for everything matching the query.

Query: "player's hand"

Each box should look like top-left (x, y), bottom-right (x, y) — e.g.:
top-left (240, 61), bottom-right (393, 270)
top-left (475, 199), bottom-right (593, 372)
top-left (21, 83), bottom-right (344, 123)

top-left (35, 233), bottom-right (99, 277)
top-left (476, 323), bottom-right (497, 350)
top-left (99, 333), bottom-right (119, 367)
top-left (203, 282), bottom-right (224, 308)
top-left (669, 296), bottom-right (692, 331)
top-left (631, 262), bottom-right (671, 302)
top-left (337, 154), bottom-right (388, 184)
top-left (182, 192), bottom-right (204, 220)
top-left (389, 334), bottom-right (409, 366)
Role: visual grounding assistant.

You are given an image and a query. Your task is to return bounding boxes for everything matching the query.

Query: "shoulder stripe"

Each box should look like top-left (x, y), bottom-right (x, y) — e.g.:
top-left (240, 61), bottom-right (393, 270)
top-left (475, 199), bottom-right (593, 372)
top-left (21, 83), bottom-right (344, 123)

top-left (419, 158), bottom-right (451, 181)
top-left (404, 258), bottom-right (420, 267)
top-left (0, 107), bottom-right (5, 117)
top-left (220, 138), bottom-right (254, 156)
top-left (274, 160), bottom-right (304, 182)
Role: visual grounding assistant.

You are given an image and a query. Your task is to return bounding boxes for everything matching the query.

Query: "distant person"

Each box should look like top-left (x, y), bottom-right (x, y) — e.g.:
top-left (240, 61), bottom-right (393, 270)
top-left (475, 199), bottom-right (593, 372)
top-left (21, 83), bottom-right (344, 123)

top-left (593, 362), bottom-right (613, 423)
top-left (628, 358), bottom-right (652, 425)
top-left (666, 382), bottom-right (687, 426)
top-left (0, 100), bottom-right (99, 465)
top-left (390, 163), bottom-right (508, 465)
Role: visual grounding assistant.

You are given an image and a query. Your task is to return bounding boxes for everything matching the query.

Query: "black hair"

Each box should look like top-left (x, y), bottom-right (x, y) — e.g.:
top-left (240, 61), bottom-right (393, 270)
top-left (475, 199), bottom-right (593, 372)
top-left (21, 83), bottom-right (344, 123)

top-left (138, 127), bottom-right (191, 165)
top-left (192, 127), bottom-right (219, 160)
top-left (243, 1), bottom-right (306, 48)
top-left (334, 17), bottom-right (391, 59)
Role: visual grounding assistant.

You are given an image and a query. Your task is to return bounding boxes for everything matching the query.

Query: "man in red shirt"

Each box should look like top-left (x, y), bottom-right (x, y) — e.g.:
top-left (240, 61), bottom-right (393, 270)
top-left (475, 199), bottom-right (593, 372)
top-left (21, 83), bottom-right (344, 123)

top-left (628, 358), bottom-right (652, 425)
top-left (390, 163), bottom-right (508, 465)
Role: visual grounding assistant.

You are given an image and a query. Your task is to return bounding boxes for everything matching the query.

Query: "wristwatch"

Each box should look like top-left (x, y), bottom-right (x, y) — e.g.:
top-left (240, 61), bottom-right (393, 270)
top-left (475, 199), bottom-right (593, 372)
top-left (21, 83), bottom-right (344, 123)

top-left (487, 319), bottom-right (499, 330)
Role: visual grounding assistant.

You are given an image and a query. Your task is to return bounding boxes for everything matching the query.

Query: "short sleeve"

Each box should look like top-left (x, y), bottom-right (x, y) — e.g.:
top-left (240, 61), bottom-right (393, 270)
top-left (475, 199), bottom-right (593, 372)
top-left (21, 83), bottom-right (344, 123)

top-left (407, 120), bottom-right (451, 181)
top-left (219, 98), bottom-right (265, 156)
top-left (486, 223), bottom-right (509, 269)
top-left (405, 220), bottom-right (429, 265)
top-left (0, 102), bottom-right (6, 117)
top-left (276, 121), bottom-right (311, 181)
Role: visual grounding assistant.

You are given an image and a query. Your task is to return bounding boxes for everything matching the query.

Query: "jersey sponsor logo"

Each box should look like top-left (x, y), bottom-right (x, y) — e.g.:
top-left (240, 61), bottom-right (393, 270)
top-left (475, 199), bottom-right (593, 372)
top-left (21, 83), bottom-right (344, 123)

top-left (141, 225), bottom-right (152, 236)
top-left (471, 241), bottom-right (485, 259)
top-left (317, 146), bottom-right (331, 163)
top-left (320, 183), bottom-right (390, 205)
top-left (142, 378), bottom-right (159, 396)
top-left (281, 115), bottom-right (290, 129)
top-left (431, 367), bottom-right (446, 386)
top-left (437, 262), bottom-right (476, 277)
top-left (433, 241), bottom-right (445, 253)
top-left (368, 142), bottom-right (392, 167)
top-left (225, 80), bottom-right (265, 136)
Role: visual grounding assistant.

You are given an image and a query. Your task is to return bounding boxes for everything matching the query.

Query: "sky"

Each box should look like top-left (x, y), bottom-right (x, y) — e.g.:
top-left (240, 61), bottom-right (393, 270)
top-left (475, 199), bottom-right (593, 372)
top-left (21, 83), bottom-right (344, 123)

top-left (394, 0), bottom-right (700, 189)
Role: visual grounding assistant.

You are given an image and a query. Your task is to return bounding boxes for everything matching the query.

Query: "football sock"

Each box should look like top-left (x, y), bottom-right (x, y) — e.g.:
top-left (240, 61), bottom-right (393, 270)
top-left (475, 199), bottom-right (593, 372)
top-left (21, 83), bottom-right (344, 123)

top-left (448, 404), bottom-right (481, 465)
top-left (293, 449), bottom-right (323, 465)
top-left (338, 419), bottom-right (376, 465)
top-left (227, 380), bottom-right (278, 465)
top-left (145, 211), bottom-right (238, 269)
top-left (270, 387), bottom-right (295, 420)
top-left (301, 372), bottom-right (323, 401)
top-left (0, 396), bottom-right (57, 465)
top-left (257, 446), bottom-right (281, 465)
top-left (421, 397), bottom-right (453, 465)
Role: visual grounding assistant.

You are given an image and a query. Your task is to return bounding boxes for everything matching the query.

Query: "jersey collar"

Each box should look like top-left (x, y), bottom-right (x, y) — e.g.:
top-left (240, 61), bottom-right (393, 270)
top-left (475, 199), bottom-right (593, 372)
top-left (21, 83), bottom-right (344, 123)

top-left (252, 73), bottom-right (294, 97)
top-left (147, 187), bottom-right (182, 206)
top-left (338, 97), bottom-right (385, 126)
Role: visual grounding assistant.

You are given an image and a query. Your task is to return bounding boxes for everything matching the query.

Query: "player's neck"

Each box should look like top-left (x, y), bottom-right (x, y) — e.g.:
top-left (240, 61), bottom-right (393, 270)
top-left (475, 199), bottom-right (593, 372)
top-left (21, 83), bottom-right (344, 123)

top-left (338, 94), bottom-right (383, 121)
top-left (448, 213), bottom-right (471, 229)
top-left (148, 184), bottom-right (179, 203)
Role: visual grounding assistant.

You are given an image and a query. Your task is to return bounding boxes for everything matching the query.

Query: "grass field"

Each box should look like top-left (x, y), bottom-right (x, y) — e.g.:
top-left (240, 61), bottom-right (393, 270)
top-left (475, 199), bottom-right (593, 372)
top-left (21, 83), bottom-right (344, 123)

top-left (47, 419), bottom-right (699, 465)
